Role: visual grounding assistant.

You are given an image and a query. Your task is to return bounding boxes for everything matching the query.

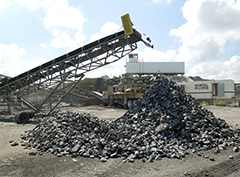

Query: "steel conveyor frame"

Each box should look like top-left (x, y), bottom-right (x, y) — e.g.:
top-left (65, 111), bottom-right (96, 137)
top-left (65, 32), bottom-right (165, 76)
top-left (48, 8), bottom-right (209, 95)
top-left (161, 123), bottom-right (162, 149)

top-left (0, 30), bottom-right (140, 96)
top-left (0, 29), bottom-right (151, 120)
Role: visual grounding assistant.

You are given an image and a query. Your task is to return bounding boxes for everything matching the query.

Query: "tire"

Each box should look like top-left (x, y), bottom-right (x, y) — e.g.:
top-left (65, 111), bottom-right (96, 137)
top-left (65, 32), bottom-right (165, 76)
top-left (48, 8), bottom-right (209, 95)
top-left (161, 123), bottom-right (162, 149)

top-left (14, 112), bottom-right (29, 124)
top-left (127, 100), bottom-right (133, 109)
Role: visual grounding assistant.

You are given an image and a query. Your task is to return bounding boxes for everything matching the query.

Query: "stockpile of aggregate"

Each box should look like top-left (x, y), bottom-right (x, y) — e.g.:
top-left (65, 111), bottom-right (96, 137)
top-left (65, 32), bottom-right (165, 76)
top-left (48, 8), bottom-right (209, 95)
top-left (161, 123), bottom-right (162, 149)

top-left (19, 77), bottom-right (240, 162)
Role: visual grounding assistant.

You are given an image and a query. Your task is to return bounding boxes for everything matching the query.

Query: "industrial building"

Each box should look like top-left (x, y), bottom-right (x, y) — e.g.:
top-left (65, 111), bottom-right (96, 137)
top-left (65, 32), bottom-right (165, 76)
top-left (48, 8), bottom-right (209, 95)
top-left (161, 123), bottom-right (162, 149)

top-left (125, 54), bottom-right (185, 75)
top-left (125, 54), bottom-right (236, 105)
top-left (169, 76), bottom-right (235, 104)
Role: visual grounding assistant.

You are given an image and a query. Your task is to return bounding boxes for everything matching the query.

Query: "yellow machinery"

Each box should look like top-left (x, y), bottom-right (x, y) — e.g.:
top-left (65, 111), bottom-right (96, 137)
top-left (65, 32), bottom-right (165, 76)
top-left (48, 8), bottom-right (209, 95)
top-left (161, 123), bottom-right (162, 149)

top-left (102, 74), bottom-right (150, 108)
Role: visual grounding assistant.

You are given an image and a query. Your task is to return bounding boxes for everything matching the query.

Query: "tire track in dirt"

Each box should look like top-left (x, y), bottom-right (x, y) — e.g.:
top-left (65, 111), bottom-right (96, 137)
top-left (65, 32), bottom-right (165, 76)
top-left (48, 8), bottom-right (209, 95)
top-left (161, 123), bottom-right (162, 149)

top-left (193, 154), bottom-right (240, 177)
top-left (0, 130), bottom-right (8, 151)
top-left (98, 159), bottom-right (124, 177)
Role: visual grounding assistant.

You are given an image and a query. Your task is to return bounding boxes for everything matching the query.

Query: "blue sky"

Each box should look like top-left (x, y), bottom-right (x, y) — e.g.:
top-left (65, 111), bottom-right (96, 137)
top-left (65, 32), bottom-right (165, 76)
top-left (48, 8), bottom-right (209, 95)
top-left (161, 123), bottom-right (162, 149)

top-left (1, 0), bottom-right (240, 82)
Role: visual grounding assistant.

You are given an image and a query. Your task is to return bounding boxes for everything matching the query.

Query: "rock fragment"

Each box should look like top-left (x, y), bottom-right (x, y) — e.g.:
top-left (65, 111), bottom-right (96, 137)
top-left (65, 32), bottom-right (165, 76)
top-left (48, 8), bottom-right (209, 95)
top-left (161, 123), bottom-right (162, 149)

top-left (29, 152), bottom-right (37, 156)
top-left (233, 147), bottom-right (239, 152)
top-left (10, 141), bottom-right (19, 146)
top-left (100, 157), bottom-right (107, 162)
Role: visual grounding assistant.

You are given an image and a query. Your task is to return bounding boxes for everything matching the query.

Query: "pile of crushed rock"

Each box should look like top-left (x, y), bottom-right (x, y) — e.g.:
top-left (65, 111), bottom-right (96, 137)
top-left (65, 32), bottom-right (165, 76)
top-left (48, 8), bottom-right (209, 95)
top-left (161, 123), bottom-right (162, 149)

top-left (18, 77), bottom-right (240, 162)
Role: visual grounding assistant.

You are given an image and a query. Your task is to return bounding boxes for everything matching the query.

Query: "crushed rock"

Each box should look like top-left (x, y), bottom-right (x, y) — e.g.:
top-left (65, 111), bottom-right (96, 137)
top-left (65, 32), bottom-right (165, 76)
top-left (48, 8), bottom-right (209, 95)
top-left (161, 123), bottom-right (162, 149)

top-left (18, 77), bottom-right (240, 162)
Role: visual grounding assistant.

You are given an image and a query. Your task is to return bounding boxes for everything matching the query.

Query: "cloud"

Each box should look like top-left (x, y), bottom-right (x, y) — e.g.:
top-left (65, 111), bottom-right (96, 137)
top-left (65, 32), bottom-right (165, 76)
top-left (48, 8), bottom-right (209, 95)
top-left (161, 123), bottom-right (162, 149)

top-left (0, 43), bottom-right (49, 77)
top-left (40, 43), bottom-right (48, 49)
top-left (44, 1), bottom-right (87, 48)
top-left (136, 47), bottom-right (176, 62)
top-left (15, 0), bottom-right (87, 48)
top-left (84, 22), bottom-right (124, 78)
top-left (197, 0), bottom-right (240, 40)
top-left (187, 55), bottom-right (240, 80)
top-left (14, 0), bottom-right (42, 9)
top-left (89, 22), bottom-right (121, 42)
top-left (0, 0), bottom-right (11, 10)
top-left (169, 0), bottom-right (240, 82)
top-left (174, 34), bottom-right (226, 66)
top-left (1, 1), bottom-right (121, 79)
top-left (225, 55), bottom-right (240, 80)
top-left (0, 43), bottom-right (26, 77)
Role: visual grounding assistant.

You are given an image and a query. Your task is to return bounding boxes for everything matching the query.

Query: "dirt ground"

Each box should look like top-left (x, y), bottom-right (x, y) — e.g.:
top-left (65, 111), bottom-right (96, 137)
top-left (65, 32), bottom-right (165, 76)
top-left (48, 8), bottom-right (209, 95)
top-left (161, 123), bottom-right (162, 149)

top-left (1, 105), bottom-right (240, 177)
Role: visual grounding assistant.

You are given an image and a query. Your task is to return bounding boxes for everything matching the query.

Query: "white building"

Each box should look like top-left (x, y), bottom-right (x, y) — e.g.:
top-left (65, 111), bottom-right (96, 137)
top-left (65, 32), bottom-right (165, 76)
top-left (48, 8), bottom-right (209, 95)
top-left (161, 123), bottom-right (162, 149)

top-left (125, 54), bottom-right (235, 104)
top-left (125, 54), bottom-right (184, 75)
top-left (172, 77), bottom-right (235, 104)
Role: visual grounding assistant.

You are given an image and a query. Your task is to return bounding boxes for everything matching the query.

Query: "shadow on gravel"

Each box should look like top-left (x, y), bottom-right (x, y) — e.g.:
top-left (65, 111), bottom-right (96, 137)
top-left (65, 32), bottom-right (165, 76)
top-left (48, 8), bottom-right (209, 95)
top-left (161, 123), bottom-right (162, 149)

top-left (0, 112), bottom-right (45, 125)
top-left (0, 118), bottom-right (40, 125)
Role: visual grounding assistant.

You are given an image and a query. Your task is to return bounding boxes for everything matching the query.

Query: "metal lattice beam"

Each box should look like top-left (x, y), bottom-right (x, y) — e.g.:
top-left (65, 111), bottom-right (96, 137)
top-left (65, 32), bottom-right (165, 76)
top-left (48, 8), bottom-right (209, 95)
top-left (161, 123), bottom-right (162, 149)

top-left (0, 30), bottom-right (141, 98)
top-left (0, 29), bottom-right (152, 115)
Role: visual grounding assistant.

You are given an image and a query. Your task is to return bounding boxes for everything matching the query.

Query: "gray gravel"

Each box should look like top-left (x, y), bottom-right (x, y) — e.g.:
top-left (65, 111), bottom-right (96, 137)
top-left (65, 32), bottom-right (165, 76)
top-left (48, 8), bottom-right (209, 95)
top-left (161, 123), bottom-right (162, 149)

top-left (18, 77), bottom-right (240, 162)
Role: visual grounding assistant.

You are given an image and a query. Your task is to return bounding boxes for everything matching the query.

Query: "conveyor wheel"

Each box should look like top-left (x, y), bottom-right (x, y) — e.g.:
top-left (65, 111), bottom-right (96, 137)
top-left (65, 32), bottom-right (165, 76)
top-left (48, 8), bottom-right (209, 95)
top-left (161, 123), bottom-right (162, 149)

top-left (14, 112), bottom-right (30, 124)
top-left (127, 100), bottom-right (133, 109)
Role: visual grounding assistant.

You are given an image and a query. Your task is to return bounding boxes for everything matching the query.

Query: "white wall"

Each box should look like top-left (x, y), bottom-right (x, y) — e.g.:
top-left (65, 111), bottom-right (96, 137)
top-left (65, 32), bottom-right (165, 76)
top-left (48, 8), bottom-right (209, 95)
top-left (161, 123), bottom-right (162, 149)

top-left (179, 80), bottom-right (235, 100)
top-left (126, 62), bottom-right (185, 75)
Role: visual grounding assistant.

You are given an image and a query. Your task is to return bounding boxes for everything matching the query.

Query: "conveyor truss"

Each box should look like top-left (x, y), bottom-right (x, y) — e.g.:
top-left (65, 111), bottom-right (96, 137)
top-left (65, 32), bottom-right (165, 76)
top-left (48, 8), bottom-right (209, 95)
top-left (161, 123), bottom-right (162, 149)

top-left (0, 14), bottom-right (153, 123)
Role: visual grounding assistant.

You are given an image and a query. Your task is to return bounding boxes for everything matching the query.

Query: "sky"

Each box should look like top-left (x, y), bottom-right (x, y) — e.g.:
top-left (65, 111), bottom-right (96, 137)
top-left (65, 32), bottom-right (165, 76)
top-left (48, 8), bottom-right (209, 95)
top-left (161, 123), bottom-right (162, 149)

top-left (0, 0), bottom-right (240, 82)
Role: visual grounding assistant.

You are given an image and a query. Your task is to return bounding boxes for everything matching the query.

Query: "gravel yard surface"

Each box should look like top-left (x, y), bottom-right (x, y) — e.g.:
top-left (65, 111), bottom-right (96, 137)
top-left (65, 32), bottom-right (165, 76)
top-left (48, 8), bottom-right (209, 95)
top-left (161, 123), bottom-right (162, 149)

top-left (1, 105), bottom-right (240, 177)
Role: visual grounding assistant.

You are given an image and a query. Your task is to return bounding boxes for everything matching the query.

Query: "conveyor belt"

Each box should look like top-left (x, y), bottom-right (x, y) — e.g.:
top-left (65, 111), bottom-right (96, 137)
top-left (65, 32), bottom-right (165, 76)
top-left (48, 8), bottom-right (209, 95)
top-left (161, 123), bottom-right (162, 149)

top-left (91, 91), bottom-right (108, 104)
top-left (0, 29), bottom-right (145, 97)
top-left (0, 27), bottom-right (153, 117)
top-left (0, 14), bottom-right (153, 122)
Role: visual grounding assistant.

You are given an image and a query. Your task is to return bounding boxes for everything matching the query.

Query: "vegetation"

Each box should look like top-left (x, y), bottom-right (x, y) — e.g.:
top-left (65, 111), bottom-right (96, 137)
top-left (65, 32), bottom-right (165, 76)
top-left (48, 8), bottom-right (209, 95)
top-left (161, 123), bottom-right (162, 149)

top-left (200, 101), bottom-right (209, 106)
top-left (214, 99), bottom-right (238, 106)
